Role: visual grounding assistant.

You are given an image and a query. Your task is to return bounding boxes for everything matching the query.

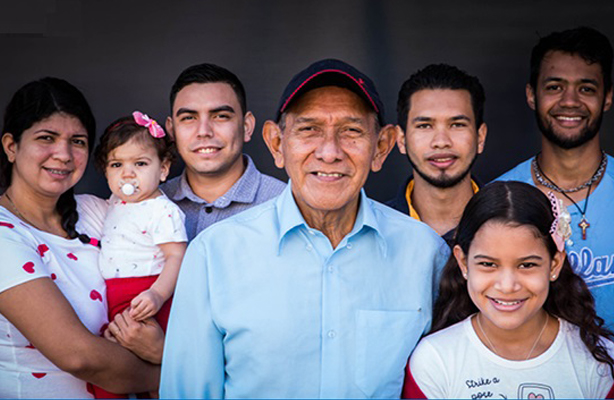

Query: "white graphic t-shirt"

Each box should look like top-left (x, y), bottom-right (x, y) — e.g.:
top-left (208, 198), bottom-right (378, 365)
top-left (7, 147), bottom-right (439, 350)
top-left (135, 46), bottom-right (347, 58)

top-left (406, 316), bottom-right (614, 399)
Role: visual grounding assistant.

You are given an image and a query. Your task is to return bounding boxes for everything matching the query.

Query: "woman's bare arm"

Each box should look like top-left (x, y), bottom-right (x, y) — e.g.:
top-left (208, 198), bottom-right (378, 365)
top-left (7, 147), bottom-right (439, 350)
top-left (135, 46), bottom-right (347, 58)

top-left (0, 277), bottom-right (161, 393)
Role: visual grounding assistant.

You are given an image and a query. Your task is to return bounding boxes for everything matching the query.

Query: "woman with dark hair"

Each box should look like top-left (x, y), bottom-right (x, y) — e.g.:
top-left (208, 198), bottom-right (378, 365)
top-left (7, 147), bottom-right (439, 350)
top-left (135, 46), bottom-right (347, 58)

top-left (403, 181), bottom-right (614, 399)
top-left (0, 78), bottom-right (162, 397)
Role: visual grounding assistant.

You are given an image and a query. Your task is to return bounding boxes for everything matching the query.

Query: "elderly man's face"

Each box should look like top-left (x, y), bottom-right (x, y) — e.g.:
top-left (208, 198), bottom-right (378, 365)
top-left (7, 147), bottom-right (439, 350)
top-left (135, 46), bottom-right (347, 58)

top-left (266, 86), bottom-right (392, 219)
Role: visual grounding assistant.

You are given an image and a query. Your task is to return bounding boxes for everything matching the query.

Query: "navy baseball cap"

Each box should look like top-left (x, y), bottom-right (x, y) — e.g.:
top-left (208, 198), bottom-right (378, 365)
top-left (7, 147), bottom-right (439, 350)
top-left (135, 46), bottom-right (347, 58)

top-left (275, 59), bottom-right (385, 125)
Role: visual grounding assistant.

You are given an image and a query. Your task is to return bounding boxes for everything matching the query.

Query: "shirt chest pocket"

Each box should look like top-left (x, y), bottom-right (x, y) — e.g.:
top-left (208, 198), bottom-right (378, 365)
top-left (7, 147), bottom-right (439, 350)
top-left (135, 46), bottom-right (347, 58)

top-left (355, 309), bottom-right (426, 398)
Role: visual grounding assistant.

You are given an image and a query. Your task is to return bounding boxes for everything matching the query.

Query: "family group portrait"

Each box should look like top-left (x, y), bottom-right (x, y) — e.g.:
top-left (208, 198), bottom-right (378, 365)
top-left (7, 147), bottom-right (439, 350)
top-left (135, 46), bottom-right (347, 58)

top-left (0, 1), bottom-right (613, 398)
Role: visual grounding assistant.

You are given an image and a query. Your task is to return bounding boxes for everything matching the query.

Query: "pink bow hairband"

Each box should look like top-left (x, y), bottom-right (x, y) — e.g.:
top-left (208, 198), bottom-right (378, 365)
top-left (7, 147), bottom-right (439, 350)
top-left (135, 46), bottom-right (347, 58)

top-left (547, 191), bottom-right (572, 252)
top-left (132, 111), bottom-right (166, 138)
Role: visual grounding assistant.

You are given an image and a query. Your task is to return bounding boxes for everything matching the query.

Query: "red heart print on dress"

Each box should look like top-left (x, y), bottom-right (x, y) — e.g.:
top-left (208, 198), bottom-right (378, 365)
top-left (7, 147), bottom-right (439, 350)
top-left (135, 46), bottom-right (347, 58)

top-left (0, 221), bottom-right (14, 228)
top-left (37, 244), bottom-right (49, 257)
top-left (50, 273), bottom-right (57, 280)
top-left (25, 343), bottom-right (35, 349)
top-left (67, 253), bottom-right (78, 260)
top-left (22, 262), bottom-right (35, 273)
top-left (90, 290), bottom-right (103, 302)
top-left (32, 373), bottom-right (47, 379)
top-left (528, 394), bottom-right (544, 399)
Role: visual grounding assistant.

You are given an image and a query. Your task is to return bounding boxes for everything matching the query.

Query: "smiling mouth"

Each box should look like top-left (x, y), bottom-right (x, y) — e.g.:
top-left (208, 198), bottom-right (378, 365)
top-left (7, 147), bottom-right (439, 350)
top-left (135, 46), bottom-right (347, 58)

top-left (427, 155), bottom-right (458, 169)
top-left (314, 172), bottom-right (344, 178)
top-left (44, 168), bottom-right (71, 176)
top-left (195, 147), bottom-right (220, 154)
top-left (430, 156), bottom-right (456, 162)
top-left (555, 116), bottom-right (583, 121)
top-left (488, 297), bottom-right (526, 306)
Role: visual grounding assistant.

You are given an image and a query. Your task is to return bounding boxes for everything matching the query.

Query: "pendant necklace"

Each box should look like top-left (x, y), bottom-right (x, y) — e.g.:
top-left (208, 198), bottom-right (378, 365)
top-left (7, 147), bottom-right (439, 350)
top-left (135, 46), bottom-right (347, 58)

top-left (532, 153), bottom-right (604, 241)
top-left (532, 150), bottom-right (606, 193)
top-left (476, 313), bottom-right (549, 361)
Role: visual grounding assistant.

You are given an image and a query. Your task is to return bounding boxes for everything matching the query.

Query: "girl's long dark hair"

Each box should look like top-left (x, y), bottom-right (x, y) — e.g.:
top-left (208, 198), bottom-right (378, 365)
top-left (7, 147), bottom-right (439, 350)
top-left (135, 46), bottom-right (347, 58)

top-left (1, 77), bottom-right (96, 245)
top-left (432, 181), bottom-right (614, 376)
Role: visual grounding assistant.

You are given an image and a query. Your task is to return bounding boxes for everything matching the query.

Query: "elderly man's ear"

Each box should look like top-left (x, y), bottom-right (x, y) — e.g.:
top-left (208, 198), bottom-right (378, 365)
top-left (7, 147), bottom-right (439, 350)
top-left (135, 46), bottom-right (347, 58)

top-left (370, 124), bottom-right (397, 172)
top-left (263, 120), bottom-right (285, 169)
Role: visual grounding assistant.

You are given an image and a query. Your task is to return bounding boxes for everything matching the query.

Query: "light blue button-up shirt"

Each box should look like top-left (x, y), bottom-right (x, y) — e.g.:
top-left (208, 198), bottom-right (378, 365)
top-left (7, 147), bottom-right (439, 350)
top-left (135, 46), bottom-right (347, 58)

top-left (160, 184), bottom-right (449, 398)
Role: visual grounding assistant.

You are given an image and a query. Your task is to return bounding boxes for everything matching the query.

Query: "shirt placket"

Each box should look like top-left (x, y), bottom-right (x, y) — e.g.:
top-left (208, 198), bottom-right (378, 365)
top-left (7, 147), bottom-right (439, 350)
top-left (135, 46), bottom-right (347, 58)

top-left (309, 230), bottom-right (345, 398)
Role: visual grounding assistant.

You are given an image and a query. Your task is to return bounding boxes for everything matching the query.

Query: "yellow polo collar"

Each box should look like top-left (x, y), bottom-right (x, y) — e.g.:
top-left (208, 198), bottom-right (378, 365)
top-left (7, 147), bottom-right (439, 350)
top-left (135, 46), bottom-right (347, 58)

top-left (405, 179), bottom-right (479, 222)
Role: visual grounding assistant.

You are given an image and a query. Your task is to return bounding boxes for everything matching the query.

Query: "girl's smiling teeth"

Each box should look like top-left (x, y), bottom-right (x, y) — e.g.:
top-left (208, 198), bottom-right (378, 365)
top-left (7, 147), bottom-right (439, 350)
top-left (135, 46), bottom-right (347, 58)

top-left (488, 297), bottom-right (526, 306)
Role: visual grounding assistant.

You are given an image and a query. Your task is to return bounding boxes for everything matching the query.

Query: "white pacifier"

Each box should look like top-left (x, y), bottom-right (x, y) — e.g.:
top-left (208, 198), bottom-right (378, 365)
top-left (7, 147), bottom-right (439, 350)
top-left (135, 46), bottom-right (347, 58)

top-left (119, 180), bottom-right (139, 196)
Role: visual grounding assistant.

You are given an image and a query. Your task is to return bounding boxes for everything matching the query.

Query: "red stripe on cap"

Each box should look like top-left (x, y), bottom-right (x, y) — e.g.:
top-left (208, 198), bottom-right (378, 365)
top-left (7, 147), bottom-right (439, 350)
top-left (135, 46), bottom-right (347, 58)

top-left (280, 69), bottom-right (379, 114)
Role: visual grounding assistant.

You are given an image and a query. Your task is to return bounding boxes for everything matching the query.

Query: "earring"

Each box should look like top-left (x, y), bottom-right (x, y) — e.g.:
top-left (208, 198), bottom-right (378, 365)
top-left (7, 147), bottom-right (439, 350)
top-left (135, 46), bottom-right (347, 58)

top-left (462, 272), bottom-right (468, 279)
top-left (551, 274), bottom-right (557, 280)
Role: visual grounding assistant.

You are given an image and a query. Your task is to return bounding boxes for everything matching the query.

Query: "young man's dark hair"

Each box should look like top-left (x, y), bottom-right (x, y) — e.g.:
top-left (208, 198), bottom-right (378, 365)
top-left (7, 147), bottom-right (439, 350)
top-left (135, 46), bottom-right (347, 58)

top-left (397, 64), bottom-right (485, 131)
top-left (169, 63), bottom-right (247, 115)
top-left (529, 26), bottom-right (613, 90)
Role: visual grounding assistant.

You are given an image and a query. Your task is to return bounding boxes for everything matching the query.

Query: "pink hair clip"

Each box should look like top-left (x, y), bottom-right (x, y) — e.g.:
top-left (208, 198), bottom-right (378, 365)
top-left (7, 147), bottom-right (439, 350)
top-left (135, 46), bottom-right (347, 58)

top-left (132, 111), bottom-right (166, 138)
top-left (547, 191), bottom-right (571, 252)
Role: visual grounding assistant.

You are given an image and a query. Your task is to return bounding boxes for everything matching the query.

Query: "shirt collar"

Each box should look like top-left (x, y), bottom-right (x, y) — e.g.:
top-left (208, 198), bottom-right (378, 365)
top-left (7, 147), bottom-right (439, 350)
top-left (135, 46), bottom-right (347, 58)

top-left (169, 154), bottom-right (261, 207)
top-left (405, 178), bottom-right (479, 222)
top-left (276, 183), bottom-right (387, 256)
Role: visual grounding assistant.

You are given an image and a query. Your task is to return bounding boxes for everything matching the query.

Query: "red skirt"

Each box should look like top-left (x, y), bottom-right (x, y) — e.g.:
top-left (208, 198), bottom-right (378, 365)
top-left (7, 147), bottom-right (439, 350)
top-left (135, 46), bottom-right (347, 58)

top-left (105, 275), bottom-right (172, 331)
top-left (92, 275), bottom-right (172, 399)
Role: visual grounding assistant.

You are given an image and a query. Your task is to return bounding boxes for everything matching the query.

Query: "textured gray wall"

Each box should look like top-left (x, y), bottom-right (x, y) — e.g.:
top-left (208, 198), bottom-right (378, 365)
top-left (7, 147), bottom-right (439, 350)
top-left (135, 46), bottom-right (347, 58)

top-left (0, 0), bottom-right (612, 201)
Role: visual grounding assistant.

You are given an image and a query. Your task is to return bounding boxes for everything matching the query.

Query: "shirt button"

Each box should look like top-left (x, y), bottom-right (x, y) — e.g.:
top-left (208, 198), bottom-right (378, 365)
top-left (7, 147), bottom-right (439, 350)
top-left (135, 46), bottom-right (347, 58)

top-left (308, 230), bottom-right (315, 236)
top-left (346, 242), bottom-right (353, 249)
top-left (328, 265), bottom-right (334, 273)
top-left (205, 207), bottom-right (213, 214)
top-left (306, 244), bottom-right (313, 251)
top-left (327, 330), bottom-right (336, 339)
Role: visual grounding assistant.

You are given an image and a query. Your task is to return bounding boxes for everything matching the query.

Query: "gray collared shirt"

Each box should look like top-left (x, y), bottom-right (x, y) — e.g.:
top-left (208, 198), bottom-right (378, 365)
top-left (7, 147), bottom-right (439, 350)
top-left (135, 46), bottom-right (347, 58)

top-left (161, 155), bottom-right (286, 241)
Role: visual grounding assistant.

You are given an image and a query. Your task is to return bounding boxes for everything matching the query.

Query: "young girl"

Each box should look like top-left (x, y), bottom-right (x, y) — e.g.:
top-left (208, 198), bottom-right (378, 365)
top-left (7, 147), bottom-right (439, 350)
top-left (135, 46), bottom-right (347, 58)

top-left (91, 112), bottom-right (187, 397)
top-left (404, 181), bottom-right (614, 399)
top-left (95, 111), bottom-right (187, 325)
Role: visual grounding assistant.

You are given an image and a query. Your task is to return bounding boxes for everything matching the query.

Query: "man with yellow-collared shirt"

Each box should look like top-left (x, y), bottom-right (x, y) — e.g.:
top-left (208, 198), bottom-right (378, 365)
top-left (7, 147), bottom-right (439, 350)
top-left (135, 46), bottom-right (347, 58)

top-left (387, 64), bottom-right (486, 245)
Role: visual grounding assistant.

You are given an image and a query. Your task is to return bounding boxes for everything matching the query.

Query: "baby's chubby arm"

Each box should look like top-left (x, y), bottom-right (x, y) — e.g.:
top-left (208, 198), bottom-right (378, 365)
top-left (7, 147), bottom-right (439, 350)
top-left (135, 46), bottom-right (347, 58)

top-left (130, 241), bottom-right (187, 321)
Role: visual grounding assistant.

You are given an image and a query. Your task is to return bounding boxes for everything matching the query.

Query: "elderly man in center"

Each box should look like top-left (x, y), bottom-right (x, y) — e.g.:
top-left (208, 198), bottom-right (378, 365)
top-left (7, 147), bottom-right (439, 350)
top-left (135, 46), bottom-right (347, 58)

top-left (160, 59), bottom-right (449, 399)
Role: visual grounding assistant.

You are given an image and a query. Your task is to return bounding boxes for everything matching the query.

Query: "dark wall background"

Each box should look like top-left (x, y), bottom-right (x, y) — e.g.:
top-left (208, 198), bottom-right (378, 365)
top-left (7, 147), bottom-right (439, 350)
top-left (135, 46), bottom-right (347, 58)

top-left (0, 0), bottom-right (612, 202)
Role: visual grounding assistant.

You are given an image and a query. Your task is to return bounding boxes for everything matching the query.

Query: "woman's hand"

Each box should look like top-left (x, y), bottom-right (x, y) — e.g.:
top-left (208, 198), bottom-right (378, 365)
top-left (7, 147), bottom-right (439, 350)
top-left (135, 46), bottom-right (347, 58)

top-left (107, 308), bottom-right (165, 364)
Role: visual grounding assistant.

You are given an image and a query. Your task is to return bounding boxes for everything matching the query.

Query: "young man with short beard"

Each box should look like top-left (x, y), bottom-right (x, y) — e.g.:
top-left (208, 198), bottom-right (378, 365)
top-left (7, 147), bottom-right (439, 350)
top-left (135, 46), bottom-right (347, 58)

top-left (387, 64), bottom-right (487, 245)
top-left (497, 27), bottom-right (614, 328)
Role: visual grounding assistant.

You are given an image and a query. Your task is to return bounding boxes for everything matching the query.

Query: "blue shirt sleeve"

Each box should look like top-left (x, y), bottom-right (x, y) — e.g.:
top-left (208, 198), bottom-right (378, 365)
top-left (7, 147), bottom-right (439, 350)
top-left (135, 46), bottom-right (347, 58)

top-left (432, 240), bottom-right (451, 298)
top-left (160, 238), bottom-right (225, 398)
